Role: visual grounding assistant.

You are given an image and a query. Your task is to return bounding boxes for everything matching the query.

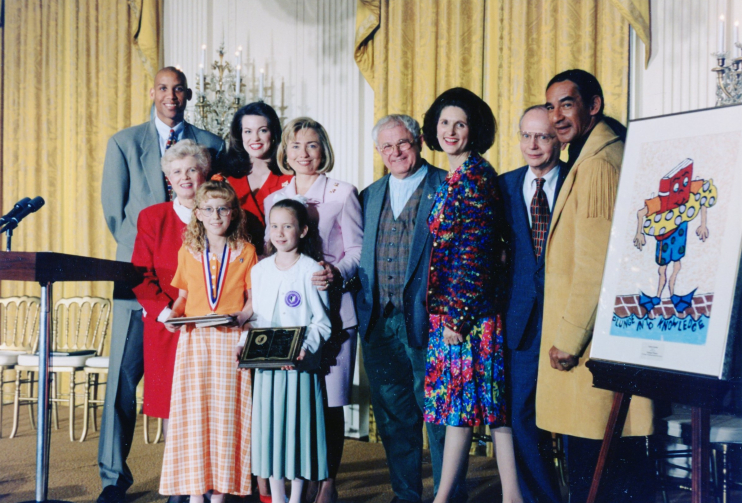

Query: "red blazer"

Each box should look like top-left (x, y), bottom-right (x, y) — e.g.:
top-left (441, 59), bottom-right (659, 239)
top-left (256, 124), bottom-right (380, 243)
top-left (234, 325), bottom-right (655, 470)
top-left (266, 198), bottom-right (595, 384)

top-left (131, 202), bottom-right (186, 418)
top-left (228, 172), bottom-right (292, 254)
top-left (132, 202), bottom-right (185, 316)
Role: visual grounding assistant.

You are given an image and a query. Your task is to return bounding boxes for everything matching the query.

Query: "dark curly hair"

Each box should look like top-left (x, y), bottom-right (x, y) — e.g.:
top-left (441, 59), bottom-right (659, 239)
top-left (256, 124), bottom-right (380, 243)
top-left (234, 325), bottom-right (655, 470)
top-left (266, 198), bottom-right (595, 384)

top-left (422, 87), bottom-right (496, 154)
top-left (223, 102), bottom-right (283, 178)
top-left (265, 199), bottom-right (323, 262)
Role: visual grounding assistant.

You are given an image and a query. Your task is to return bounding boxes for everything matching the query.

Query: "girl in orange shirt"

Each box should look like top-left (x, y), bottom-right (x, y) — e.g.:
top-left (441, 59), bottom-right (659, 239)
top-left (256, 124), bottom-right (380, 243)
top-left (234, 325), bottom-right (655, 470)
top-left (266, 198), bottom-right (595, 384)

top-left (159, 179), bottom-right (258, 502)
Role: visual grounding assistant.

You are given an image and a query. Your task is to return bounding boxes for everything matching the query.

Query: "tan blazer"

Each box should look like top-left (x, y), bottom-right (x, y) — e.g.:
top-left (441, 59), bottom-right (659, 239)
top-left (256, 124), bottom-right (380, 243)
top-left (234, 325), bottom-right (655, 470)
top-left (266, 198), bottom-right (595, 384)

top-left (536, 120), bottom-right (653, 440)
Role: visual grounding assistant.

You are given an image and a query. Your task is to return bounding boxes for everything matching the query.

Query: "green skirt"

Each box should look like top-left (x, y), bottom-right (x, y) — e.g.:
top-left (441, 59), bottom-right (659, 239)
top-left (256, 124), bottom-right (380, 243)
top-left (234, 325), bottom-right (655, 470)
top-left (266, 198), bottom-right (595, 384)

top-left (251, 368), bottom-right (328, 481)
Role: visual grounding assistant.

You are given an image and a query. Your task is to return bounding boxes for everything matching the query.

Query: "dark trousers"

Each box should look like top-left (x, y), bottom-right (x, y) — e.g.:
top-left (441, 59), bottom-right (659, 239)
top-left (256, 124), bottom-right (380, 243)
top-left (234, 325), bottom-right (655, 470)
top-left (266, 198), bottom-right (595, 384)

top-left (361, 308), bottom-right (466, 503)
top-left (98, 303), bottom-right (144, 491)
top-left (565, 435), bottom-right (655, 503)
top-left (509, 345), bottom-right (562, 503)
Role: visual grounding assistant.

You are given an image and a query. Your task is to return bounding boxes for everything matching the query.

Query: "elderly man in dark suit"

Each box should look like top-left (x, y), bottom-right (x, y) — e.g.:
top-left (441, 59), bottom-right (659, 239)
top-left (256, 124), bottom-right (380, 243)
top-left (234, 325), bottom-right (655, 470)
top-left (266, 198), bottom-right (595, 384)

top-left (356, 114), bottom-right (465, 503)
top-left (497, 105), bottom-right (565, 503)
top-left (98, 66), bottom-right (224, 503)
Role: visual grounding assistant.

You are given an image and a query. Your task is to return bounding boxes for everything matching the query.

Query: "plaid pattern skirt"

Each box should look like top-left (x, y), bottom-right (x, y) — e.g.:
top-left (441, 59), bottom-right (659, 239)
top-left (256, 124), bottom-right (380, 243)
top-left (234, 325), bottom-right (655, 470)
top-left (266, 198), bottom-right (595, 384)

top-left (160, 325), bottom-right (252, 496)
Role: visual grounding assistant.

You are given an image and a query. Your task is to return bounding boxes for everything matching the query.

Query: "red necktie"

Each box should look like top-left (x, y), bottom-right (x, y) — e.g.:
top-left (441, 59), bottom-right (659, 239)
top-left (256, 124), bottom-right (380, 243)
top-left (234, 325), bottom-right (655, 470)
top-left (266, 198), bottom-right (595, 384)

top-left (530, 178), bottom-right (550, 259)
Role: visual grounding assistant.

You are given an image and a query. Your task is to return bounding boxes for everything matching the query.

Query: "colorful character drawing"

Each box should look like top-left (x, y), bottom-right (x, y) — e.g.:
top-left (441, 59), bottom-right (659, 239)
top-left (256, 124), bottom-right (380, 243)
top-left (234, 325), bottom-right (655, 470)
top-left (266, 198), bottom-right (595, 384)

top-left (633, 158), bottom-right (717, 316)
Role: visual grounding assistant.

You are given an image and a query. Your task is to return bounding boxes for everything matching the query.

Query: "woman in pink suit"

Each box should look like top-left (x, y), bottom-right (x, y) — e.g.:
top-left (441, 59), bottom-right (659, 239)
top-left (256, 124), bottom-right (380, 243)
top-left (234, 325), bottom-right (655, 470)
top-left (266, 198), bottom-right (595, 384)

top-left (264, 117), bottom-right (363, 503)
top-left (132, 139), bottom-right (210, 433)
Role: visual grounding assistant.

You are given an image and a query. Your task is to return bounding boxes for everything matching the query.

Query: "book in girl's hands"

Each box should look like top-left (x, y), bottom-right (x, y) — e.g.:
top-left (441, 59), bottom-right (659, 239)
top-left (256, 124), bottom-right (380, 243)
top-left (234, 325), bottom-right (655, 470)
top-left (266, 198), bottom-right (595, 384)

top-left (167, 314), bottom-right (236, 328)
top-left (238, 326), bottom-right (306, 368)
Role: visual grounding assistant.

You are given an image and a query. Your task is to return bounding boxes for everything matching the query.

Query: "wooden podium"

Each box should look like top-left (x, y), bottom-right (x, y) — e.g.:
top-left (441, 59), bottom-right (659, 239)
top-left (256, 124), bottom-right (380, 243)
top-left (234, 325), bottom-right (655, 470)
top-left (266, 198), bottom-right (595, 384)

top-left (0, 252), bottom-right (139, 503)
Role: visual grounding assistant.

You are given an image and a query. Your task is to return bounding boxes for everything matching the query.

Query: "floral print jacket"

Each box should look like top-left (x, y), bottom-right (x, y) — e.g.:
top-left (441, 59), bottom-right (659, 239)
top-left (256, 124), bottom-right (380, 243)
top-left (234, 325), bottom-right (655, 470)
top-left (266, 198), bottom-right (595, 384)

top-left (427, 153), bottom-right (507, 336)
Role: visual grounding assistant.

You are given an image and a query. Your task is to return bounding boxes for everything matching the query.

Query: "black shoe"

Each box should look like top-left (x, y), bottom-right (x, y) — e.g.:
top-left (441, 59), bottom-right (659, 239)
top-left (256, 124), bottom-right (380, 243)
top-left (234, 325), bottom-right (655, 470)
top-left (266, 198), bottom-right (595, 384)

top-left (167, 497), bottom-right (190, 503)
top-left (97, 485), bottom-right (126, 503)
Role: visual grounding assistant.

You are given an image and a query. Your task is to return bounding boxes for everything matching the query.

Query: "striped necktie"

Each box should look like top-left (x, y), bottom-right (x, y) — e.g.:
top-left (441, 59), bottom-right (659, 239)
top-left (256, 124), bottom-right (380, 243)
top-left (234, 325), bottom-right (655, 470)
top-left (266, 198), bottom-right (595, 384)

top-left (163, 128), bottom-right (177, 200)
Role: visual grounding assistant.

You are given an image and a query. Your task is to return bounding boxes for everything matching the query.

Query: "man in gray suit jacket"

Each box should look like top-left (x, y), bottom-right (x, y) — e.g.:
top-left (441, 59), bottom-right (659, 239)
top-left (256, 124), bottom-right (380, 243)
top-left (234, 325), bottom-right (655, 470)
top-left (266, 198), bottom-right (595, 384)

top-left (97, 67), bottom-right (224, 503)
top-left (356, 114), bottom-right (464, 503)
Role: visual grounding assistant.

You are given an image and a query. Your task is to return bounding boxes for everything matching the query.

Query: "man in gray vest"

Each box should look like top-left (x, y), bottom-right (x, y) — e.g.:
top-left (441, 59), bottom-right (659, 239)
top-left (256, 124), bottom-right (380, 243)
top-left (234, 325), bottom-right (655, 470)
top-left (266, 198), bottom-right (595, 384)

top-left (98, 67), bottom-right (224, 503)
top-left (356, 114), bottom-right (465, 503)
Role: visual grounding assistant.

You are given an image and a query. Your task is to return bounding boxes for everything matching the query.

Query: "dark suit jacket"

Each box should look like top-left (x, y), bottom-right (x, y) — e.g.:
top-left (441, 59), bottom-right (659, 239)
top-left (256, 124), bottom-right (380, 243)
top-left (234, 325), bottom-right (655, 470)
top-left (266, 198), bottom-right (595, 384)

top-left (497, 164), bottom-right (568, 350)
top-left (356, 163), bottom-right (446, 348)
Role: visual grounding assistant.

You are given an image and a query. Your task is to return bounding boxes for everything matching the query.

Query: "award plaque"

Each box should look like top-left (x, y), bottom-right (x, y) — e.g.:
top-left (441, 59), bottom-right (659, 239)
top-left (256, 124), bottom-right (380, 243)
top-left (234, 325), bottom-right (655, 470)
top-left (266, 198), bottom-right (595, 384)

top-left (238, 326), bottom-right (306, 369)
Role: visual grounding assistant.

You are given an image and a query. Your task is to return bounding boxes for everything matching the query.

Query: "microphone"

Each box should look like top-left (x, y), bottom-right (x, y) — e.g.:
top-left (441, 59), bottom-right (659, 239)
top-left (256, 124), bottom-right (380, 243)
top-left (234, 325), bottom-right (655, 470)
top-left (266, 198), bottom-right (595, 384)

top-left (0, 197), bottom-right (31, 228)
top-left (1, 196), bottom-right (45, 232)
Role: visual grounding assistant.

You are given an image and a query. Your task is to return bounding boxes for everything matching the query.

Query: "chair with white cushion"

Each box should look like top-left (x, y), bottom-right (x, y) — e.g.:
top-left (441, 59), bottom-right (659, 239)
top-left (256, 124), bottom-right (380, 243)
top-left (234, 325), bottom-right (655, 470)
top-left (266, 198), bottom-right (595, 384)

top-left (0, 296), bottom-right (40, 438)
top-left (81, 356), bottom-right (163, 444)
top-left (11, 296), bottom-right (110, 441)
top-left (657, 405), bottom-right (742, 503)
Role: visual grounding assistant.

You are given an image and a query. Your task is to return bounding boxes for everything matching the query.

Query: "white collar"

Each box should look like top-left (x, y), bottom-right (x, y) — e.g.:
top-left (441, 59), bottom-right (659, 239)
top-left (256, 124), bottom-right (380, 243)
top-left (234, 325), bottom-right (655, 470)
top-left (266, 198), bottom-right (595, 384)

top-left (524, 164), bottom-right (560, 188)
top-left (388, 162), bottom-right (428, 190)
top-left (172, 197), bottom-right (193, 224)
top-left (154, 115), bottom-right (185, 140)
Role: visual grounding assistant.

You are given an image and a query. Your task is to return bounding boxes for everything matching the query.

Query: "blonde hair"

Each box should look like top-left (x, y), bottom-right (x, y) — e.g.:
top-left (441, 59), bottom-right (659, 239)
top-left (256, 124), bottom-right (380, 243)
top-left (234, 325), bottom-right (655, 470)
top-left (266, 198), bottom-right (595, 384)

top-left (161, 139), bottom-right (211, 177)
top-left (276, 117), bottom-right (335, 175)
top-left (182, 180), bottom-right (250, 253)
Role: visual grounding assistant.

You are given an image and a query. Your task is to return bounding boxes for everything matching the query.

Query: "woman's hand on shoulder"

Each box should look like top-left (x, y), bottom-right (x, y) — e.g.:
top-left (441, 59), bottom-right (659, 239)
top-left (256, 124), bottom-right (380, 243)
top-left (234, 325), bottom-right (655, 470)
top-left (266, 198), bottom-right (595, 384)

top-left (312, 261), bottom-right (341, 291)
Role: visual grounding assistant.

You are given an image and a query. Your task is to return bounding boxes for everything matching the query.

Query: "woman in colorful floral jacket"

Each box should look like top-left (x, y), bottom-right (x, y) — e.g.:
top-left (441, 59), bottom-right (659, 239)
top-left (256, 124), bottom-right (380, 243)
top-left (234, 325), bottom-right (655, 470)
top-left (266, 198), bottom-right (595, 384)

top-left (422, 87), bottom-right (521, 503)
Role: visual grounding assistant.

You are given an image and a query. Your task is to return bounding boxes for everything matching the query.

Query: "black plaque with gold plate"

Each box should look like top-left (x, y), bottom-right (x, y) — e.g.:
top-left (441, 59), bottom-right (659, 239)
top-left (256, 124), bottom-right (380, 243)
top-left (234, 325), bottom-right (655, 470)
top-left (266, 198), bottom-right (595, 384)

top-left (238, 326), bottom-right (306, 368)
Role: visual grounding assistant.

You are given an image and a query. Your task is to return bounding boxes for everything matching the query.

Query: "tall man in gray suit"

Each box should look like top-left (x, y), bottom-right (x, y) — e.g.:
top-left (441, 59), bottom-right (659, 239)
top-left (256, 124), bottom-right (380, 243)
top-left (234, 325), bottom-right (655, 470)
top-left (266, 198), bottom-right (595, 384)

top-left (98, 67), bottom-right (224, 503)
top-left (356, 114), bottom-right (464, 503)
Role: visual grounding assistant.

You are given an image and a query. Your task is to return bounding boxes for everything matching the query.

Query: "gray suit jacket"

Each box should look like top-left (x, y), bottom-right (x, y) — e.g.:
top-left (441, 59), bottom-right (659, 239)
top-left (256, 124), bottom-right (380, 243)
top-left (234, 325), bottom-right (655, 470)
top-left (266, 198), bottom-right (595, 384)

top-left (101, 120), bottom-right (224, 305)
top-left (356, 163), bottom-right (446, 348)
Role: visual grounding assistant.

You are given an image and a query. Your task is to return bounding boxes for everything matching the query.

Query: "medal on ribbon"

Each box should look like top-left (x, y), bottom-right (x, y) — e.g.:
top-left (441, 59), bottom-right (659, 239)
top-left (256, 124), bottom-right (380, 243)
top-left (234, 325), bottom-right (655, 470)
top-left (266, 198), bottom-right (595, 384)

top-left (202, 239), bottom-right (230, 313)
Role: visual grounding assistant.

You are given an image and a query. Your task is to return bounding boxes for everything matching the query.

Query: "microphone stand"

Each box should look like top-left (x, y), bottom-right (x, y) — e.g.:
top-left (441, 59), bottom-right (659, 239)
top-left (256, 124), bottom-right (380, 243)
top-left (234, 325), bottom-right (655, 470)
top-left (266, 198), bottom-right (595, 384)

top-left (5, 227), bottom-right (12, 251)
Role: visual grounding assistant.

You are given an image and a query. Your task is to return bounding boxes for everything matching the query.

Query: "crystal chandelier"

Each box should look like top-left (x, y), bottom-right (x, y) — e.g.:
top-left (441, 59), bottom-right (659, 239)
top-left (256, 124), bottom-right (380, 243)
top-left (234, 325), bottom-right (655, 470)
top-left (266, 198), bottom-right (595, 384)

top-left (185, 42), bottom-right (287, 140)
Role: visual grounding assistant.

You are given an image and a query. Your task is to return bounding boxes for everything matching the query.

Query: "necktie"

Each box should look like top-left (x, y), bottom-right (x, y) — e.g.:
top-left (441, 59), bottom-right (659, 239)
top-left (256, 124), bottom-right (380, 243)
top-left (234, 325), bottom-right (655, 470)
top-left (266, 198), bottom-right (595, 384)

top-left (164, 129), bottom-right (177, 200)
top-left (530, 178), bottom-right (550, 259)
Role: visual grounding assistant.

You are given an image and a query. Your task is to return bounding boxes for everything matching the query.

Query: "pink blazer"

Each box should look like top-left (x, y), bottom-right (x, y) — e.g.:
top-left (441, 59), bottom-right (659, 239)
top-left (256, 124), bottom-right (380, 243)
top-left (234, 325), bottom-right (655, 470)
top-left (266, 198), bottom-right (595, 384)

top-left (264, 174), bottom-right (363, 328)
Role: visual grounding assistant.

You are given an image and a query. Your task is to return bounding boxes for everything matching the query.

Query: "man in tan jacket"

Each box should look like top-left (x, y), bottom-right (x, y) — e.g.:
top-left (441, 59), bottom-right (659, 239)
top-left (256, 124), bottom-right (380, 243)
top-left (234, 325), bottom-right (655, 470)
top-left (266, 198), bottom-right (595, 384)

top-left (537, 69), bottom-right (654, 502)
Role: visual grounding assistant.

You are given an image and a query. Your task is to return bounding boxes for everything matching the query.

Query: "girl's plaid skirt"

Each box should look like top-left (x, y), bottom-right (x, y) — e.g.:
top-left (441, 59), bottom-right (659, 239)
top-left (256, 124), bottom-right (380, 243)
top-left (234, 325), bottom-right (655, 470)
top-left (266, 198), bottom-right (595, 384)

top-left (160, 325), bottom-right (252, 496)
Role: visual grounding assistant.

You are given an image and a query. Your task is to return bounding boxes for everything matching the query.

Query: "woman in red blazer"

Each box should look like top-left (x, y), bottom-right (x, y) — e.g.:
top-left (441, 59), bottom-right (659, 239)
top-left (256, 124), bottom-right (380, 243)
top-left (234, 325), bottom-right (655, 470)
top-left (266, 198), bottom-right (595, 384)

top-left (131, 139), bottom-right (210, 432)
top-left (223, 102), bottom-right (292, 256)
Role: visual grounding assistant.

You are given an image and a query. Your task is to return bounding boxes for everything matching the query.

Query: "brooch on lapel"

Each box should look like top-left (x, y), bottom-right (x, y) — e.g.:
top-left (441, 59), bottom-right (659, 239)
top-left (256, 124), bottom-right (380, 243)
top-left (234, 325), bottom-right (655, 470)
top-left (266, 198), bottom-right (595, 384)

top-left (427, 194), bottom-right (432, 199)
top-left (281, 181), bottom-right (289, 187)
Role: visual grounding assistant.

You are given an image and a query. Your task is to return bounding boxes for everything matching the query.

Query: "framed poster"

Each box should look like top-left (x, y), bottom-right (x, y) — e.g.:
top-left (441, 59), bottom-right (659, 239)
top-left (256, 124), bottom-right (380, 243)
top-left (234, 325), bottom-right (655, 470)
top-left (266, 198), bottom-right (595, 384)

top-left (591, 104), bottom-right (742, 378)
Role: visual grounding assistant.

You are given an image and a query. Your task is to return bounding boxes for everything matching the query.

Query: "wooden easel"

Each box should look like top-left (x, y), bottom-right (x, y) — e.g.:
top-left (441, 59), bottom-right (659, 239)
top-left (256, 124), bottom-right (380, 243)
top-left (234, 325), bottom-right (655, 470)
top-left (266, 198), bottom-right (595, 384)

top-left (584, 360), bottom-right (733, 503)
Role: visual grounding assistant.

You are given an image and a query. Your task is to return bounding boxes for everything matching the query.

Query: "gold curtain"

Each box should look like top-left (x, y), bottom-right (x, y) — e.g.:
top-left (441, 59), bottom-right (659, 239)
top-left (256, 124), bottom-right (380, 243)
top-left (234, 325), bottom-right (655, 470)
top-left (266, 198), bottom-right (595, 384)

top-left (1, 0), bottom-right (161, 300)
top-left (609, 0), bottom-right (651, 66)
top-left (355, 0), bottom-right (648, 179)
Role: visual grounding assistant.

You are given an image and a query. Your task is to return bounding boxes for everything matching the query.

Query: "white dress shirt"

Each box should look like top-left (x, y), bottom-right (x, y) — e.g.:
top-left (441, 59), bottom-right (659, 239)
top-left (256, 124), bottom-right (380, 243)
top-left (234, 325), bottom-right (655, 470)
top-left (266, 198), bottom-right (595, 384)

top-left (388, 163), bottom-right (428, 218)
top-left (523, 165), bottom-right (560, 228)
top-left (154, 116), bottom-right (185, 155)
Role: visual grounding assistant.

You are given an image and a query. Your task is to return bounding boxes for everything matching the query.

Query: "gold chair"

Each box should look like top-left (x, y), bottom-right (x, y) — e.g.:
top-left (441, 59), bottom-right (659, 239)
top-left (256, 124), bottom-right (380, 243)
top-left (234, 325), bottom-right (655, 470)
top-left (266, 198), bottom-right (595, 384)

top-left (0, 296), bottom-right (40, 438)
top-left (81, 337), bottom-right (163, 444)
top-left (11, 296), bottom-right (110, 441)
